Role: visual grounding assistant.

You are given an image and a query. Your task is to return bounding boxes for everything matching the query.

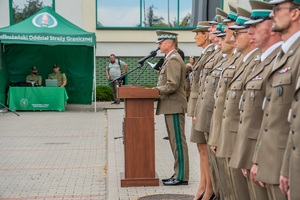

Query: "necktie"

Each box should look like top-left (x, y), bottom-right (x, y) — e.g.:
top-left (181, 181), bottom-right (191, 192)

top-left (272, 49), bottom-right (284, 71)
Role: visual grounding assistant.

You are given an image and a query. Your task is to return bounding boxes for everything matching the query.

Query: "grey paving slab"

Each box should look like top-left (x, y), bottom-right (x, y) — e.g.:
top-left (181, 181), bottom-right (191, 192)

top-left (106, 109), bottom-right (199, 200)
top-left (0, 103), bottom-right (201, 200)
top-left (0, 111), bottom-right (107, 200)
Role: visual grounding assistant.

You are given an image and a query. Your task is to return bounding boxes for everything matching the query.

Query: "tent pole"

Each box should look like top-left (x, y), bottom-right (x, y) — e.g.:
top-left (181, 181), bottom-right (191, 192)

top-left (93, 45), bottom-right (97, 113)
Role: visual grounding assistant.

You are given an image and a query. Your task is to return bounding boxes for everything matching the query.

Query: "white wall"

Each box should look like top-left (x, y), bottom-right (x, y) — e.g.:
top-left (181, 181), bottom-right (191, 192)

top-left (96, 42), bottom-right (202, 58)
top-left (0, 0), bottom-right (10, 28)
top-left (55, 0), bottom-right (83, 28)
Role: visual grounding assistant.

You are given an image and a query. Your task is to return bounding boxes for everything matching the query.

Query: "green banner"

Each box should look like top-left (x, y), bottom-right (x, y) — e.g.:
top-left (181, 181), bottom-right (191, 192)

top-left (8, 87), bottom-right (68, 111)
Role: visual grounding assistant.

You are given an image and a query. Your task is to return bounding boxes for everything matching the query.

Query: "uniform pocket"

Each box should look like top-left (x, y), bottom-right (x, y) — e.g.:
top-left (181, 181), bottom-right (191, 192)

top-left (247, 128), bottom-right (260, 140)
top-left (231, 81), bottom-right (243, 90)
top-left (229, 121), bottom-right (239, 133)
top-left (223, 69), bottom-right (235, 78)
top-left (271, 73), bottom-right (291, 87)
top-left (246, 80), bottom-right (263, 90)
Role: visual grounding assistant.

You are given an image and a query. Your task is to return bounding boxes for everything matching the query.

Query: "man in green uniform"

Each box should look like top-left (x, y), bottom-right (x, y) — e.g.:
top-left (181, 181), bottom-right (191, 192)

top-left (154, 31), bottom-right (189, 186)
top-left (26, 66), bottom-right (42, 86)
top-left (48, 64), bottom-right (67, 87)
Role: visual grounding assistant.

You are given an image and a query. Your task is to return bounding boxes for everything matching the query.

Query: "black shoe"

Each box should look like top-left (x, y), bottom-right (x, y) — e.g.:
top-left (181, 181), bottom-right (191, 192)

top-left (163, 178), bottom-right (188, 186)
top-left (162, 176), bottom-right (174, 182)
top-left (198, 191), bottom-right (205, 200)
top-left (209, 193), bottom-right (216, 200)
top-left (163, 136), bottom-right (169, 140)
top-left (111, 101), bottom-right (120, 104)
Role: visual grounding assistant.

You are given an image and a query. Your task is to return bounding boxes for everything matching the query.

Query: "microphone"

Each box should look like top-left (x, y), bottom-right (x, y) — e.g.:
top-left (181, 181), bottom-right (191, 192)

top-left (137, 48), bottom-right (159, 64)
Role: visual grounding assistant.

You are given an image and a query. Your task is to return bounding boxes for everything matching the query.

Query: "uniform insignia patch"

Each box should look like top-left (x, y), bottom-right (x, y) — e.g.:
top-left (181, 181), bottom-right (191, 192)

top-left (224, 78), bottom-right (228, 84)
top-left (228, 65), bottom-right (236, 69)
top-left (231, 91), bottom-right (237, 99)
top-left (212, 78), bottom-right (216, 84)
top-left (276, 86), bottom-right (283, 96)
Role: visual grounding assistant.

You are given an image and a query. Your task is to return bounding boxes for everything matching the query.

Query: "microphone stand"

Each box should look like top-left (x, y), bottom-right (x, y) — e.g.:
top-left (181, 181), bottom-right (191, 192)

top-left (0, 102), bottom-right (20, 116)
top-left (108, 58), bottom-right (154, 86)
top-left (109, 48), bottom-right (159, 85)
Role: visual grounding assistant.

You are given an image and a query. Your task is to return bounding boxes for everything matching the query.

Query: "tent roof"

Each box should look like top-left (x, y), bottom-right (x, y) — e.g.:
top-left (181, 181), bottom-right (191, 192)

top-left (0, 7), bottom-right (96, 46)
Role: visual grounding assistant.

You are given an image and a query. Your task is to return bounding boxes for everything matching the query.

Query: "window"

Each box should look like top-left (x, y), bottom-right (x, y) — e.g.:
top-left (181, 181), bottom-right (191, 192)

top-left (96, 0), bottom-right (193, 29)
top-left (11, 0), bottom-right (55, 25)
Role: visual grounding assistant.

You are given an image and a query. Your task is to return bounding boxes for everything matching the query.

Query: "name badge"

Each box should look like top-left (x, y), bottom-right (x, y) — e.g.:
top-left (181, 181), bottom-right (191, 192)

top-left (288, 109), bottom-right (292, 123)
top-left (250, 91), bottom-right (256, 100)
top-left (239, 94), bottom-right (244, 110)
top-left (252, 76), bottom-right (263, 81)
top-left (262, 97), bottom-right (266, 111)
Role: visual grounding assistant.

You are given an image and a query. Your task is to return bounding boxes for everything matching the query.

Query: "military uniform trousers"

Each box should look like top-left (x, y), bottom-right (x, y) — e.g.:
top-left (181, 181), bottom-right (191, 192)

top-left (244, 169), bottom-right (268, 200)
top-left (204, 133), bottom-right (221, 200)
top-left (265, 184), bottom-right (287, 200)
top-left (164, 113), bottom-right (189, 181)
top-left (229, 164), bottom-right (250, 200)
top-left (217, 158), bottom-right (236, 200)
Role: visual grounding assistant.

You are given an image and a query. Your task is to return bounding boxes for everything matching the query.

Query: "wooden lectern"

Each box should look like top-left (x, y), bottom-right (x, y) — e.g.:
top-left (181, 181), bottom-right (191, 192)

top-left (118, 86), bottom-right (159, 187)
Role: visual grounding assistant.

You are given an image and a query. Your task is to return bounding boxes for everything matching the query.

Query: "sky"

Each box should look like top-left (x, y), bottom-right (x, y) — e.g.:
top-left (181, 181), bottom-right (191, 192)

top-left (97, 0), bottom-right (192, 26)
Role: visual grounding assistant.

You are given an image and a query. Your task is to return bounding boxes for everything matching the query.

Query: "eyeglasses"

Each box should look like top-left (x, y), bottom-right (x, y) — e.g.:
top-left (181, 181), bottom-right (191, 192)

top-left (272, 6), bottom-right (298, 14)
top-left (233, 31), bottom-right (248, 38)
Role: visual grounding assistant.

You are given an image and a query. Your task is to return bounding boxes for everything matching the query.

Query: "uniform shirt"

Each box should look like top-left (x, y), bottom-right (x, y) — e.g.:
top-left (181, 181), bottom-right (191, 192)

top-left (187, 45), bottom-right (215, 117)
top-left (194, 54), bottom-right (228, 133)
top-left (229, 43), bottom-right (282, 170)
top-left (193, 47), bottom-right (223, 118)
top-left (156, 50), bottom-right (187, 115)
top-left (281, 74), bottom-right (300, 200)
top-left (208, 52), bottom-right (243, 147)
top-left (48, 71), bottom-right (67, 86)
top-left (26, 74), bottom-right (42, 85)
top-left (216, 48), bottom-right (261, 158)
top-left (106, 59), bottom-right (127, 80)
top-left (254, 32), bottom-right (300, 184)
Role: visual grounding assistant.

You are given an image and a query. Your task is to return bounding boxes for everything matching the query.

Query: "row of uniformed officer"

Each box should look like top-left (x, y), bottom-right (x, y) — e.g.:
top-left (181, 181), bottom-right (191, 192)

top-left (189, 0), bottom-right (300, 200)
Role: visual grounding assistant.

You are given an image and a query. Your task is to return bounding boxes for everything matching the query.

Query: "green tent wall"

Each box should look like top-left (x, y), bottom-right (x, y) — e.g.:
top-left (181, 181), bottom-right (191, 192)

top-left (0, 7), bottom-right (96, 105)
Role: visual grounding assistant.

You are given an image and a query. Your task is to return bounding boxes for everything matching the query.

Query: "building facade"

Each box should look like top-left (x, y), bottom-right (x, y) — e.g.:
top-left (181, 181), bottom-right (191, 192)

top-left (0, 0), bottom-right (254, 86)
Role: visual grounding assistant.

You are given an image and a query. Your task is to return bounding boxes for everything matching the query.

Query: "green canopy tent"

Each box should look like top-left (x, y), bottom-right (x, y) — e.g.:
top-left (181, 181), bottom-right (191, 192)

top-left (0, 6), bottom-right (96, 108)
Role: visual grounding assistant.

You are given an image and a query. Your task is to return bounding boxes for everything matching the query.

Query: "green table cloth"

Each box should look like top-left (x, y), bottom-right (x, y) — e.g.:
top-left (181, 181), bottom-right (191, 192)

top-left (8, 87), bottom-right (69, 111)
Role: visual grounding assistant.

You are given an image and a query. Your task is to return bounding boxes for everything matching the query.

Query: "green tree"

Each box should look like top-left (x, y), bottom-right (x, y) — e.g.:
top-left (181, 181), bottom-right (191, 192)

top-left (179, 13), bottom-right (191, 27)
top-left (13, 0), bottom-right (45, 24)
top-left (145, 5), bottom-right (164, 27)
top-left (12, 4), bottom-right (22, 23)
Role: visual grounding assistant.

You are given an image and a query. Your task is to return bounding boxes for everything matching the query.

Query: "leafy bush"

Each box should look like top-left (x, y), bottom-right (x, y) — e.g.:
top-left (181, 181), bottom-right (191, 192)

top-left (96, 85), bottom-right (113, 101)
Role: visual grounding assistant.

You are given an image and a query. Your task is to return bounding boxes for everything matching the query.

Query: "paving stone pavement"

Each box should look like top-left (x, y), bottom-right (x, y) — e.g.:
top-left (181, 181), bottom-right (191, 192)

top-left (0, 103), bottom-right (200, 200)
